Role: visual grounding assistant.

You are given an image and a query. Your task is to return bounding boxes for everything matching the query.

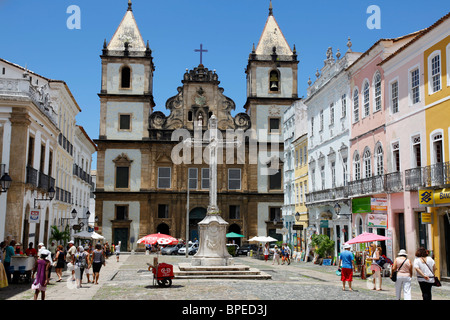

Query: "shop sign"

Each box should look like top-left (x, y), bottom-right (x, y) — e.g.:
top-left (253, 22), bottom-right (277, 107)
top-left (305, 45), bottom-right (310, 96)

top-left (352, 197), bottom-right (371, 213)
top-left (371, 198), bottom-right (387, 213)
top-left (367, 213), bottom-right (387, 228)
top-left (320, 220), bottom-right (329, 228)
top-left (421, 212), bottom-right (432, 224)
top-left (29, 209), bottom-right (40, 223)
top-left (419, 188), bottom-right (450, 206)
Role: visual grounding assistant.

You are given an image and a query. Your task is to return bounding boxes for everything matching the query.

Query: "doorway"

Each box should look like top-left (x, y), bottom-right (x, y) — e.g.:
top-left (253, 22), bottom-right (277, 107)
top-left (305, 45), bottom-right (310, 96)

top-left (228, 223), bottom-right (242, 246)
top-left (156, 223), bottom-right (170, 235)
top-left (114, 228), bottom-right (128, 252)
top-left (189, 207), bottom-right (206, 242)
top-left (444, 213), bottom-right (450, 277)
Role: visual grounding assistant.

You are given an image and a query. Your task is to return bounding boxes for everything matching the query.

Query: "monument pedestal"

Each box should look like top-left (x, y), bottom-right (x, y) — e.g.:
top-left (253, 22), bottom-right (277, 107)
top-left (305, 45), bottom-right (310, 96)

top-left (191, 214), bottom-right (234, 267)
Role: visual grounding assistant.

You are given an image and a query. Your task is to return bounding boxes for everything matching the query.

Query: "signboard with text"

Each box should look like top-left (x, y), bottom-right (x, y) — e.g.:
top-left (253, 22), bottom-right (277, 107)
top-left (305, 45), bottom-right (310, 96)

top-left (419, 188), bottom-right (450, 206)
top-left (371, 198), bottom-right (387, 213)
top-left (29, 209), bottom-right (40, 223)
top-left (367, 213), bottom-right (387, 228)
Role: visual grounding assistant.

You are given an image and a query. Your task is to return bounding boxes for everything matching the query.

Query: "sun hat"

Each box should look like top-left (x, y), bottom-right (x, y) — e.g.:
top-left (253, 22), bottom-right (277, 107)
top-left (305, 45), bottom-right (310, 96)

top-left (343, 244), bottom-right (351, 249)
top-left (398, 249), bottom-right (407, 256)
top-left (68, 240), bottom-right (74, 244)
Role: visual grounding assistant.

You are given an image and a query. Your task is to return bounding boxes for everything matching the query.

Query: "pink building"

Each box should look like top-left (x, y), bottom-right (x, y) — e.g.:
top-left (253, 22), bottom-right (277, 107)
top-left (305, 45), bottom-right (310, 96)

top-left (347, 33), bottom-right (420, 258)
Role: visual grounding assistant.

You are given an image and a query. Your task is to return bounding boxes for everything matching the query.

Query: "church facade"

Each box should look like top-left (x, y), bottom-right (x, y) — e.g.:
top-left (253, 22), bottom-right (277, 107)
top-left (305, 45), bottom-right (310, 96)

top-left (94, 2), bottom-right (299, 251)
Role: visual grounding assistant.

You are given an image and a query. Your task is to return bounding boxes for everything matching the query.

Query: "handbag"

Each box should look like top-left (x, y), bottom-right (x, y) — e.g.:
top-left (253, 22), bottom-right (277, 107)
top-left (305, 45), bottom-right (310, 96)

top-left (391, 258), bottom-right (407, 282)
top-left (422, 258), bottom-right (441, 287)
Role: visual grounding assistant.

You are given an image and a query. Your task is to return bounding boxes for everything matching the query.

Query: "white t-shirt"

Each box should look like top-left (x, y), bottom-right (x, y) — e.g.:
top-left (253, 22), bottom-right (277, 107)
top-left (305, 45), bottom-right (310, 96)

top-left (413, 256), bottom-right (435, 283)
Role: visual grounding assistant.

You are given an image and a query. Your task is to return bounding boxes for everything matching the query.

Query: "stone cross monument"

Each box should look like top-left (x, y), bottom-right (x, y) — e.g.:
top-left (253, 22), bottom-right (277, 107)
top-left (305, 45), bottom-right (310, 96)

top-left (191, 115), bottom-right (234, 266)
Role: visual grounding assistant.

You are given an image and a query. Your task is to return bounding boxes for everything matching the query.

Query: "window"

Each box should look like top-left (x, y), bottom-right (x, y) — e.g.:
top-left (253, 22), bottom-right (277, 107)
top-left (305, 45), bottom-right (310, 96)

top-left (115, 167), bottom-right (129, 189)
top-left (354, 152), bottom-right (361, 181)
top-left (116, 205), bottom-right (128, 220)
top-left (430, 53), bottom-right (441, 93)
top-left (311, 168), bottom-right (316, 190)
top-left (303, 146), bottom-right (307, 164)
top-left (342, 157), bottom-right (348, 186)
top-left (353, 88), bottom-right (359, 122)
top-left (376, 145), bottom-right (384, 176)
top-left (391, 81), bottom-right (399, 113)
top-left (269, 118), bottom-right (280, 134)
top-left (119, 114), bottom-right (131, 130)
top-left (410, 68), bottom-right (420, 104)
top-left (341, 94), bottom-right (347, 118)
top-left (121, 66), bottom-right (131, 88)
top-left (392, 142), bottom-right (400, 172)
top-left (269, 166), bottom-right (282, 190)
top-left (2, 68), bottom-right (5, 75)
top-left (188, 168), bottom-right (198, 189)
top-left (331, 161), bottom-right (336, 188)
top-left (269, 70), bottom-right (280, 92)
top-left (412, 136), bottom-right (421, 168)
top-left (330, 103), bottom-right (335, 126)
top-left (229, 205), bottom-right (240, 219)
top-left (310, 117), bottom-right (314, 135)
top-left (319, 110), bottom-right (324, 131)
top-left (269, 207), bottom-right (281, 221)
top-left (158, 167), bottom-right (171, 189)
top-left (433, 133), bottom-right (443, 164)
top-left (299, 148), bottom-right (303, 166)
top-left (374, 73), bottom-right (382, 111)
top-left (363, 81), bottom-right (370, 117)
top-left (363, 149), bottom-right (372, 178)
top-left (320, 165), bottom-right (325, 190)
top-left (201, 168), bottom-right (209, 189)
top-left (228, 168), bottom-right (241, 190)
top-left (158, 204), bottom-right (169, 219)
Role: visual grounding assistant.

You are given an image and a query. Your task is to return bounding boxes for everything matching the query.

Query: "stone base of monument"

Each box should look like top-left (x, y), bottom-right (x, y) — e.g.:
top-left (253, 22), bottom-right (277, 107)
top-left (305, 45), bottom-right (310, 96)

top-left (174, 263), bottom-right (272, 280)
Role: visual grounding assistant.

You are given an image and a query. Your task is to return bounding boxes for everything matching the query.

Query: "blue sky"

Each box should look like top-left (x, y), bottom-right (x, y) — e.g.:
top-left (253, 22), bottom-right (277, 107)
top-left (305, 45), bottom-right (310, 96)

top-left (1, 0), bottom-right (449, 169)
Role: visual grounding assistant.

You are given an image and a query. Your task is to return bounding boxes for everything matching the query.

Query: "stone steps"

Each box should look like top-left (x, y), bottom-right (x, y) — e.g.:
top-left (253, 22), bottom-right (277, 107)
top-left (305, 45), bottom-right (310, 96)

top-left (174, 263), bottom-right (272, 280)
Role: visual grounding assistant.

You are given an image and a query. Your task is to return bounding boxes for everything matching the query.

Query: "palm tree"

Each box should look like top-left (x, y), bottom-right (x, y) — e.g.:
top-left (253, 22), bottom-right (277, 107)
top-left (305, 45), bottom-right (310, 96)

top-left (49, 225), bottom-right (71, 246)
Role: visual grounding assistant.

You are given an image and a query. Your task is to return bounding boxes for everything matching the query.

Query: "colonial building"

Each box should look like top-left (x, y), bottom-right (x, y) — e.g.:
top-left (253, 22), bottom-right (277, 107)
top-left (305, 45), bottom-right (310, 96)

top-left (305, 43), bottom-right (361, 257)
top-left (0, 58), bottom-right (95, 248)
top-left (94, 1), bottom-right (299, 250)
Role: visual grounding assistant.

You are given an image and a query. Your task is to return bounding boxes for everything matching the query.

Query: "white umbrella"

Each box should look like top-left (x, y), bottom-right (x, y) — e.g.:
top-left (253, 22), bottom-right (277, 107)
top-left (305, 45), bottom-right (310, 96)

top-left (248, 236), bottom-right (278, 242)
top-left (73, 231), bottom-right (105, 240)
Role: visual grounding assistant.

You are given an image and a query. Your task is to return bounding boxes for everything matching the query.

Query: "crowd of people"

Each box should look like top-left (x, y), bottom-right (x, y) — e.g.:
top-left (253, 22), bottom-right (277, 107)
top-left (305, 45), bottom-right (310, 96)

top-left (337, 244), bottom-right (440, 300)
top-left (0, 239), bottom-right (121, 300)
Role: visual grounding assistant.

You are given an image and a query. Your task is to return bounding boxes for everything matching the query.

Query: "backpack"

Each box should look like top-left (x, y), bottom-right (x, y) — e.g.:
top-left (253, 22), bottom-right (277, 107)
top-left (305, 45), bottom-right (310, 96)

top-left (375, 255), bottom-right (386, 268)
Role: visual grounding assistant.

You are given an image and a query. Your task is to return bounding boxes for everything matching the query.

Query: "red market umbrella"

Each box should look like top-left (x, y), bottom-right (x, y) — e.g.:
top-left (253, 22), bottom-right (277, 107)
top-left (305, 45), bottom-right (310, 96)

top-left (137, 233), bottom-right (179, 246)
top-left (345, 232), bottom-right (391, 245)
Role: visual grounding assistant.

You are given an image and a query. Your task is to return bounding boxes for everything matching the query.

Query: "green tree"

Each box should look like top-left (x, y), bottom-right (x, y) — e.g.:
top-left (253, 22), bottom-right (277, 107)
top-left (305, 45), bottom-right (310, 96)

top-left (49, 225), bottom-right (71, 245)
top-left (310, 234), bottom-right (335, 258)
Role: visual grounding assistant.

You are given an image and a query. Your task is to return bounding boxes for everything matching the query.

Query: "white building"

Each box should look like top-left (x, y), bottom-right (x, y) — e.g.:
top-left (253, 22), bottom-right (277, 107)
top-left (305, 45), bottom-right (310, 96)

top-left (304, 43), bottom-right (361, 255)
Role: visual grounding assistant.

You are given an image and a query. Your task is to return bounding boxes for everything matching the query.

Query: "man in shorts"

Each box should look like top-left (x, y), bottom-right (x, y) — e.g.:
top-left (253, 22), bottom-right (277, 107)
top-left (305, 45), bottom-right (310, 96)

top-left (338, 244), bottom-right (356, 291)
top-left (66, 241), bottom-right (77, 281)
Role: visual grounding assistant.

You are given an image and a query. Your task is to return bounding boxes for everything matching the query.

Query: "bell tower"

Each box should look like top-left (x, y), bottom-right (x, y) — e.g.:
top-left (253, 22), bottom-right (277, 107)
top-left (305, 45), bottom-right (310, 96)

top-left (98, 0), bottom-right (155, 141)
top-left (244, 0), bottom-right (299, 134)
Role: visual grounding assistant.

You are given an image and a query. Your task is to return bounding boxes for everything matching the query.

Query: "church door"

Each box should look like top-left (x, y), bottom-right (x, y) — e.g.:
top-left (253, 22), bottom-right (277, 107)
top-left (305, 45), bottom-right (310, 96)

top-left (189, 207), bottom-right (207, 242)
top-left (114, 228), bottom-right (128, 252)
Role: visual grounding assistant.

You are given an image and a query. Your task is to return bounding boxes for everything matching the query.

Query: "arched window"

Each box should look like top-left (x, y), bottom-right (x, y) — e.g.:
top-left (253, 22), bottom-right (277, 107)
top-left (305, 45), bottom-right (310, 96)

top-left (363, 81), bottom-right (370, 117)
top-left (269, 70), bottom-right (280, 92)
top-left (353, 151), bottom-right (361, 181)
top-left (353, 88), bottom-right (359, 122)
top-left (375, 144), bottom-right (384, 176)
top-left (363, 148), bottom-right (371, 178)
top-left (120, 66), bottom-right (131, 88)
top-left (373, 72), bottom-right (382, 111)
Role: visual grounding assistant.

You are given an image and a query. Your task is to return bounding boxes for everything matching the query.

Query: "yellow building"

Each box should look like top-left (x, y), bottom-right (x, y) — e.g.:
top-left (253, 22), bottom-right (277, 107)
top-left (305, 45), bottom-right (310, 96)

top-left (293, 133), bottom-right (308, 252)
top-left (423, 27), bottom-right (450, 279)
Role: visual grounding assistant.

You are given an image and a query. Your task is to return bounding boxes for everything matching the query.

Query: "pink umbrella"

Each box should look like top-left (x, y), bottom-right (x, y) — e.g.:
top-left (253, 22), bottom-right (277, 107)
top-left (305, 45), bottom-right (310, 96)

top-left (345, 232), bottom-right (390, 245)
top-left (137, 233), bottom-right (179, 245)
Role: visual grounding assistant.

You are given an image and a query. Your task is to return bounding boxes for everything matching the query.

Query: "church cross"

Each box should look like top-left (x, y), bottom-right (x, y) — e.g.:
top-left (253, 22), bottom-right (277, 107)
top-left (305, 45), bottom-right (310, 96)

top-left (194, 44), bottom-right (208, 65)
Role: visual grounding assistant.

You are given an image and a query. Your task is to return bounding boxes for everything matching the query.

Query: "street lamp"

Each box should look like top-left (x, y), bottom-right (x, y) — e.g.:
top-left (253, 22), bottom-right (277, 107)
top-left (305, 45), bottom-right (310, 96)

top-left (295, 212), bottom-right (300, 222)
top-left (34, 186), bottom-right (55, 208)
top-left (334, 202), bottom-right (341, 215)
top-left (0, 172), bottom-right (12, 192)
top-left (60, 208), bottom-right (78, 225)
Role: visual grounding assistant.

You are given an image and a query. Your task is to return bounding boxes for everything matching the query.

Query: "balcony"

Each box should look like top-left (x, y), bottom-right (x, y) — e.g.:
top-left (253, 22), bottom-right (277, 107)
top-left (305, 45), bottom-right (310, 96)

top-left (405, 161), bottom-right (450, 191)
top-left (26, 166), bottom-right (38, 187)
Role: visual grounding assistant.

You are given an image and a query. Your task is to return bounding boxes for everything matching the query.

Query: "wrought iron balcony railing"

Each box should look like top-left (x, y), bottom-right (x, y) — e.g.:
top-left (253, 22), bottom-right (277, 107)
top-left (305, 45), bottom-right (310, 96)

top-left (405, 161), bottom-right (450, 190)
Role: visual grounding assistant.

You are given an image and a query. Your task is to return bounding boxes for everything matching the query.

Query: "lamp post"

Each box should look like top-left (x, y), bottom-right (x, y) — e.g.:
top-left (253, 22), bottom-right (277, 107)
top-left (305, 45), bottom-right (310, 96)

top-left (0, 172), bottom-right (12, 193)
top-left (334, 202), bottom-right (341, 216)
top-left (33, 186), bottom-right (55, 208)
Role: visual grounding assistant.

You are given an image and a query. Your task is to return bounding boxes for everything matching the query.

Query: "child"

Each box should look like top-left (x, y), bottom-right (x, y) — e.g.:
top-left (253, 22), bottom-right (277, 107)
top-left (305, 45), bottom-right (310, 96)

top-left (32, 251), bottom-right (51, 300)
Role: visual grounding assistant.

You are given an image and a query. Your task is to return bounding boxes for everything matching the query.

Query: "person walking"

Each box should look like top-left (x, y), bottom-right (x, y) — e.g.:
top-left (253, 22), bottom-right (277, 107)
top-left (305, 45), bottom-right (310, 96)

top-left (338, 244), bottom-right (355, 291)
top-left (73, 246), bottom-right (88, 288)
top-left (414, 247), bottom-right (437, 300)
top-left (280, 245), bottom-right (286, 265)
top-left (92, 244), bottom-right (106, 285)
top-left (66, 240), bottom-right (77, 281)
top-left (84, 246), bottom-right (93, 283)
top-left (285, 245), bottom-right (291, 265)
top-left (115, 241), bottom-right (121, 262)
top-left (4, 240), bottom-right (16, 284)
top-left (54, 245), bottom-right (66, 282)
top-left (367, 244), bottom-right (383, 291)
top-left (391, 249), bottom-right (412, 300)
top-left (31, 251), bottom-right (51, 300)
top-left (272, 245), bottom-right (280, 265)
top-left (263, 243), bottom-right (269, 262)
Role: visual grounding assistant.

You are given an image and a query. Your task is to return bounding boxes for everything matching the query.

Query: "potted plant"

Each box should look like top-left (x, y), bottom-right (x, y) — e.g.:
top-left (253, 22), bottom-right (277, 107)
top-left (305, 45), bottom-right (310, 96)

top-left (310, 234), bottom-right (335, 265)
